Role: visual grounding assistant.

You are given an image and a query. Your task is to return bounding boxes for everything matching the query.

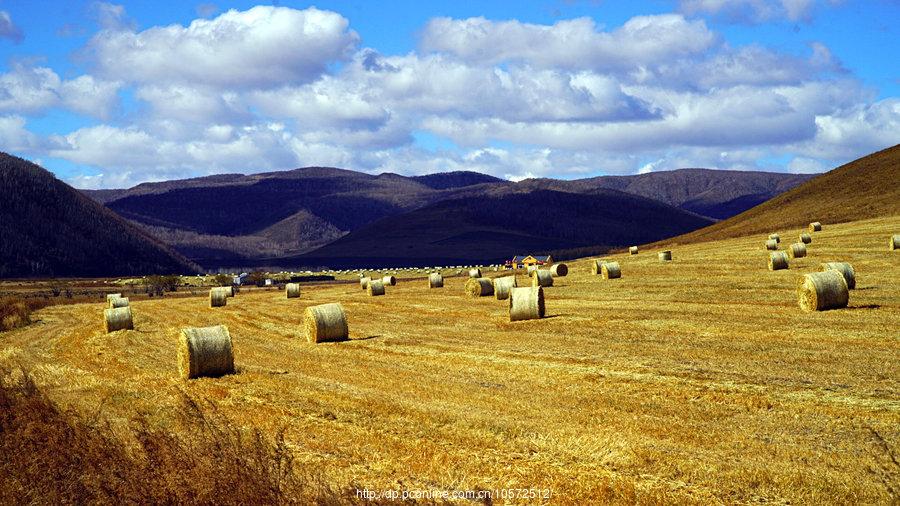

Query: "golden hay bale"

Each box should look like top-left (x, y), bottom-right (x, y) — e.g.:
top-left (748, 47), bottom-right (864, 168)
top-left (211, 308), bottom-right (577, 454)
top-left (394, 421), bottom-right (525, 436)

top-left (106, 293), bottom-right (122, 306)
top-left (382, 275), bottom-right (397, 286)
top-left (468, 268), bottom-right (482, 278)
top-left (218, 286), bottom-right (234, 297)
top-left (629, 246), bottom-right (638, 255)
top-left (602, 262), bottom-right (622, 279)
top-left (465, 277), bottom-right (494, 297)
top-left (531, 269), bottom-right (553, 287)
top-left (550, 263), bottom-right (568, 277)
top-left (658, 251), bottom-right (672, 262)
top-left (304, 303), bottom-right (349, 343)
top-left (493, 276), bottom-right (518, 300)
top-left (821, 262), bottom-right (856, 290)
top-left (367, 279), bottom-right (386, 296)
top-left (428, 272), bottom-right (444, 288)
top-left (360, 277), bottom-right (371, 290)
top-left (798, 271), bottom-right (848, 311)
top-left (509, 286), bottom-right (545, 322)
top-left (285, 283), bottom-right (300, 298)
top-left (103, 306), bottom-right (133, 333)
top-left (800, 232), bottom-right (812, 244)
top-left (765, 239), bottom-right (779, 251)
top-left (768, 251), bottom-right (789, 271)
top-left (891, 234), bottom-right (899, 250)
top-left (809, 222), bottom-right (822, 232)
top-left (768, 233), bottom-right (780, 243)
top-left (177, 325), bottom-right (234, 379)
top-left (209, 288), bottom-right (227, 308)
top-left (110, 297), bottom-right (130, 308)
top-left (788, 243), bottom-right (807, 259)
top-left (591, 259), bottom-right (606, 275)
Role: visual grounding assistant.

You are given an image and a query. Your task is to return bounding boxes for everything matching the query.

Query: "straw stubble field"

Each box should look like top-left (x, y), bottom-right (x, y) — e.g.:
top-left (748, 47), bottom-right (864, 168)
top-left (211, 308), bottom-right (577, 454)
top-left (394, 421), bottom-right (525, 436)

top-left (1, 216), bottom-right (899, 504)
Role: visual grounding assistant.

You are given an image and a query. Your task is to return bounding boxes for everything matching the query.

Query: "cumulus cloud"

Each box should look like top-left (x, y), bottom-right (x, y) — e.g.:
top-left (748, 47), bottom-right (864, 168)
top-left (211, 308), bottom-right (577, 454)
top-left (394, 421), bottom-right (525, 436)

top-left (0, 64), bottom-right (119, 118)
top-left (0, 115), bottom-right (40, 151)
top-left (86, 5), bottom-right (359, 89)
top-left (0, 11), bottom-right (23, 42)
top-left (679, 0), bottom-right (834, 23)
top-left (420, 15), bottom-right (717, 70)
top-left (3, 5), bottom-right (894, 188)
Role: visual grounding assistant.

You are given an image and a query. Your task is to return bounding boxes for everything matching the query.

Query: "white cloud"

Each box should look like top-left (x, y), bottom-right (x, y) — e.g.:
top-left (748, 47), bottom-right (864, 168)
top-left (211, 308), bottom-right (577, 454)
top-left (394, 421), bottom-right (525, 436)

top-left (0, 64), bottom-right (119, 118)
top-left (0, 115), bottom-right (40, 151)
top-left (420, 15), bottom-right (716, 70)
top-left (0, 10), bottom-right (23, 42)
top-left (87, 5), bottom-right (359, 89)
top-left (679, 0), bottom-right (831, 23)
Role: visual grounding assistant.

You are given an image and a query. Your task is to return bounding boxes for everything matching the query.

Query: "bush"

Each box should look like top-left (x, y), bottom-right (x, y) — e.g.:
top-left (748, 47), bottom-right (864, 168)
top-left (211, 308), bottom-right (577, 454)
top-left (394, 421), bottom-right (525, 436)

top-left (0, 297), bottom-right (44, 331)
top-left (0, 367), bottom-right (391, 505)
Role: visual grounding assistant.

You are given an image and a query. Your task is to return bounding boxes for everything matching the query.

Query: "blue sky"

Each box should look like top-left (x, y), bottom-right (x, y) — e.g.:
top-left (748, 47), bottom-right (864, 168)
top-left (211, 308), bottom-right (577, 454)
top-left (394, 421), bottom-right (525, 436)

top-left (0, 0), bottom-right (897, 188)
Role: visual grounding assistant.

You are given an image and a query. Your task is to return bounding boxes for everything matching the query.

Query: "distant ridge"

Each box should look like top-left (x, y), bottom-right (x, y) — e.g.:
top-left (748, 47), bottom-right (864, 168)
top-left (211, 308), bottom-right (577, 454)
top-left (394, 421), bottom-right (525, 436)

top-left (0, 153), bottom-right (199, 278)
top-left (661, 144), bottom-right (900, 245)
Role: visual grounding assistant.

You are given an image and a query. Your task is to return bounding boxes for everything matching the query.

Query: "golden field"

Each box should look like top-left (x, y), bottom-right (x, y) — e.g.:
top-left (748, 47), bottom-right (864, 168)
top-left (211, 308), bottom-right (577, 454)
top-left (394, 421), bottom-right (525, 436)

top-left (1, 216), bottom-right (899, 504)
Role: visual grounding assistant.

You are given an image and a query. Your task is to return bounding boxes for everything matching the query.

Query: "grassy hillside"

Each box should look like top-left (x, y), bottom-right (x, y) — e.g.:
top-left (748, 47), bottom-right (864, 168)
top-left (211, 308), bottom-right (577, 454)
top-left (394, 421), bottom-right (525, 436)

top-left (665, 144), bottom-right (900, 244)
top-left (2, 216), bottom-right (897, 503)
top-left (0, 153), bottom-right (199, 278)
top-left (285, 188), bottom-right (713, 268)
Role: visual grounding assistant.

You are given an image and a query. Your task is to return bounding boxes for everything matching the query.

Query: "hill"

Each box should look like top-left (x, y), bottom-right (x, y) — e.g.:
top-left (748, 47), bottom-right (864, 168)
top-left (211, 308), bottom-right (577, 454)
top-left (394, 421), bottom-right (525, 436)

top-left (81, 166), bottom-right (811, 268)
top-left (664, 144), bottom-right (900, 244)
top-left (284, 187), bottom-right (713, 268)
top-left (0, 153), bottom-right (199, 278)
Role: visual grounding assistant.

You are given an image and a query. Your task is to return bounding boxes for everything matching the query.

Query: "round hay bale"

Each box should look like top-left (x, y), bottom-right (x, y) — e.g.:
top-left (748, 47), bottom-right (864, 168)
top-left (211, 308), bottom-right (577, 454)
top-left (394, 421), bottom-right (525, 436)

top-left (891, 234), bottom-right (899, 250)
top-left (658, 251), bottom-right (672, 262)
top-left (106, 293), bottom-right (122, 306)
top-left (821, 262), bottom-right (856, 290)
top-left (428, 272), bottom-right (444, 288)
top-left (798, 271), bottom-right (848, 311)
top-left (304, 303), bottom-right (349, 343)
top-left (768, 251), bottom-right (789, 271)
top-left (509, 286), bottom-right (545, 322)
top-left (591, 259), bottom-right (606, 275)
top-left (809, 222), bottom-right (822, 232)
top-left (550, 263), bottom-right (568, 277)
top-left (765, 239), bottom-right (779, 251)
top-left (465, 277), bottom-right (494, 297)
top-left (768, 233), bottom-right (780, 243)
top-left (218, 286), bottom-right (234, 297)
top-left (178, 325), bottom-right (234, 379)
top-left (110, 297), bottom-right (130, 308)
top-left (788, 243), bottom-right (807, 259)
top-left (493, 276), bottom-right (517, 300)
top-left (209, 288), bottom-right (227, 307)
top-left (285, 283), bottom-right (300, 298)
top-left (629, 246), bottom-right (638, 255)
top-left (360, 277), bottom-right (371, 290)
top-left (800, 232), bottom-right (812, 244)
top-left (367, 279), bottom-right (385, 296)
top-left (468, 268), bottom-right (482, 278)
top-left (532, 269), bottom-right (553, 287)
top-left (103, 306), bottom-right (133, 333)
top-left (382, 275), bottom-right (397, 286)
top-left (602, 261), bottom-right (621, 279)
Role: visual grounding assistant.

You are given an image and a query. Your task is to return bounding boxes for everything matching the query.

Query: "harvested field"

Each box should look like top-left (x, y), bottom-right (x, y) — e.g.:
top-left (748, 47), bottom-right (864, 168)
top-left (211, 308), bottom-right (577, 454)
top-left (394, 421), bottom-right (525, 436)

top-left (1, 216), bottom-right (898, 504)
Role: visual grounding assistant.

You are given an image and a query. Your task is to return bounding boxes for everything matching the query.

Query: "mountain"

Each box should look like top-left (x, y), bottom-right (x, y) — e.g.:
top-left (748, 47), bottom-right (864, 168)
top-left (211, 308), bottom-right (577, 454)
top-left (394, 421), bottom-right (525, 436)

top-left (282, 187), bottom-right (714, 268)
top-left (517, 169), bottom-right (815, 219)
top-left (662, 144), bottom-right (900, 245)
top-left (0, 153), bottom-right (199, 278)
top-left (81, 165), bottom-right (811, 268)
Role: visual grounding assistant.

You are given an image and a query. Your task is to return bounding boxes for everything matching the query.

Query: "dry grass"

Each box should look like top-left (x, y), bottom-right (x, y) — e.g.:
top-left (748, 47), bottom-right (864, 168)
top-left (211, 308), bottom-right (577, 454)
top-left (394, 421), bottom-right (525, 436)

top-left (1, 216), bottom-right (899, 504)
